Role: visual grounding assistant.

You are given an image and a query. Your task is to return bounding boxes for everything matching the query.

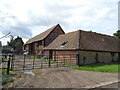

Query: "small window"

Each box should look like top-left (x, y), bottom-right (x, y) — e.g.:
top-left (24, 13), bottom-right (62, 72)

top-left (61, 41), bottom-right (68, 46)
top-left (38, 41), bottom-right (42, 47)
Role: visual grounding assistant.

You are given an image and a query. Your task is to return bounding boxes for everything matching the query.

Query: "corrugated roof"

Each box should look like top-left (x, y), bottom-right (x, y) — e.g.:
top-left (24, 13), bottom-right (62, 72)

top-left (44, 30), bottom-right (120, 52)
top-left (25, 24), bottom-right (60, 44)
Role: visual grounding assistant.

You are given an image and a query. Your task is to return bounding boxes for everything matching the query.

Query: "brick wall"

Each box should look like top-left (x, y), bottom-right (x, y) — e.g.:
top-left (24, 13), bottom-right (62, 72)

top-left (44, 50), bottom-right (77, 65)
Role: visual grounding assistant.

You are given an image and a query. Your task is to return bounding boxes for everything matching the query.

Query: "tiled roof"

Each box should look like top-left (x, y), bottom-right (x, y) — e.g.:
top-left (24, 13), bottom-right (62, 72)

top-left (79, 30), bottom-right (120, 52)
top-left (44, 30), bottom-right (120, 52)
top-left (25, 24), bottom-right (62, 44)
top-left (44, 30), bottom-right (80, 50)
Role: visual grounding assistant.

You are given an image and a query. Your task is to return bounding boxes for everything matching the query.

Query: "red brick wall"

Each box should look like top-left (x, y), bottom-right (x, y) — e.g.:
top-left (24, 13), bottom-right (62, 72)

top-left (44, 50), bottom-right (77, 65)
top-left (44, 50), bottom-right (77, 55)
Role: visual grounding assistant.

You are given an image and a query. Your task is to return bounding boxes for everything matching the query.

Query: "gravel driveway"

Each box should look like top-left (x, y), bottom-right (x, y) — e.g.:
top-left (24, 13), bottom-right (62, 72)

top-left (3, 67), bottom-right (119, 88)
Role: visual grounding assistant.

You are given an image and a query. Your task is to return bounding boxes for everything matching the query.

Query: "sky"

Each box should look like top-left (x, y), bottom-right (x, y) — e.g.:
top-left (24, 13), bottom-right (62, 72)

top-left (0, 0), bottom-right (119, 45)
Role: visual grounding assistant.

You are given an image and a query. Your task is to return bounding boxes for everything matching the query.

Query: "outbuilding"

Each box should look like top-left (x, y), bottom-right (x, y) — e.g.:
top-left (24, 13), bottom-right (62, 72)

top-left (44, 30), bottom-right (120, 66)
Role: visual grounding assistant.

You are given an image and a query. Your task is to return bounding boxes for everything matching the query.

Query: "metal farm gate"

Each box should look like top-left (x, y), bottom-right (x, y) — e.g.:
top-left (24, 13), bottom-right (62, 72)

top-left (12, 54), bottom-right (78, 71)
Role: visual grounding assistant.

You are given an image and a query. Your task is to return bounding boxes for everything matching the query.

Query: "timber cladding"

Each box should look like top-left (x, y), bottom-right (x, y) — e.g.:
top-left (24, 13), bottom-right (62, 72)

top-left (78, 51), bottom-right (118, 65)
top-left (44, 25), bottom-right (65, 46)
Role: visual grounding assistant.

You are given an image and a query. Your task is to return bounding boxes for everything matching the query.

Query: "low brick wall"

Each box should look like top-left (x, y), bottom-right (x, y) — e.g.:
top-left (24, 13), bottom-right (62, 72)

top-left (78, 51), bottom-right (118, 65)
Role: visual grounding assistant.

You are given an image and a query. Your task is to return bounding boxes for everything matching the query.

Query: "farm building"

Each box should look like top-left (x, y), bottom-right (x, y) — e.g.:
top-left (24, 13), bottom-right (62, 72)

top-left (44, 30), bottom-right (120, 66)
top-left (24, 24), bottom-right (65, 54)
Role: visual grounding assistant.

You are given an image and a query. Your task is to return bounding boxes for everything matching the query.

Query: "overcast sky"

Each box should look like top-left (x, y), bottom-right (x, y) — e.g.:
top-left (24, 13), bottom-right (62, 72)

top-left (0, 0), bottom-right (119, 45)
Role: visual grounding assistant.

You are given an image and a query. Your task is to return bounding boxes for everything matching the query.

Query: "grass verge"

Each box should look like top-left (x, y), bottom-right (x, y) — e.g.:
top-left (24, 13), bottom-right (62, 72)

top-left (71, 64), bottom-right (120, 73)
top-left (2, 69), bottom-right (15, 85)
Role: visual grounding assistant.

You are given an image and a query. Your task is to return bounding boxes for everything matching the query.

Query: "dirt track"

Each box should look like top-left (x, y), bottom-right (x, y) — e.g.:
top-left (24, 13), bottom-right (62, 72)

top-left (3, 67), bottom-right (119, 88)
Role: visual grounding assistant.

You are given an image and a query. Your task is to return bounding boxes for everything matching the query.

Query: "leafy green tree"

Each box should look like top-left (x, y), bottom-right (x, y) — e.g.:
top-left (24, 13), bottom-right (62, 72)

top-left (8, 36), bottom-right (24, 54)
top-left (113, 30), bottom-right (120, 38)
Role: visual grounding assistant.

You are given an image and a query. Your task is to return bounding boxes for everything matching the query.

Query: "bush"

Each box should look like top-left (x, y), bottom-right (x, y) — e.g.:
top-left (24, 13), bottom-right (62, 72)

top-left (2, 49), bottom-right (13, 53)
top-left (2, 75), bottom-right (14, 85)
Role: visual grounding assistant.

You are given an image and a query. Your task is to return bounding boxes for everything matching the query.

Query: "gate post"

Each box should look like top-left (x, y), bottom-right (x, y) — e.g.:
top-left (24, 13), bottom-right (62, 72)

top-left (7, 55), bottom-right (11, 75)
top-left (76, 54), bottom-right (80, 67)
top-left (49, 57), bottom-right (51, 67)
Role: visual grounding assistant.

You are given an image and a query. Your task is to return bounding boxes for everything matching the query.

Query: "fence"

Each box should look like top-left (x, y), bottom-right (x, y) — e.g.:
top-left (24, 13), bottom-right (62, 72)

top-left (12, 54), bottom-right (78, 71)
top-left (1, 54), bottom-right (14, 75)
top-left (1, 53), bottom-right (78, 71)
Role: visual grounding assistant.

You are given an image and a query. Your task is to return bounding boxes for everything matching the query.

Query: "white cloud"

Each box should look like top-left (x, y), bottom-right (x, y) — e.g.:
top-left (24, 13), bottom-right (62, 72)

top-left (0, 0), bottom-right (119, 45)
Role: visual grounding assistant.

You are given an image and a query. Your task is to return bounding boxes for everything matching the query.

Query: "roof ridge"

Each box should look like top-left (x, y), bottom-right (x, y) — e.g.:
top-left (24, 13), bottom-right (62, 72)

top-left (59, 30), bottom-right (80, 36)
top-left (25, 24), bottom-right (59, 44)
top-left (32, 24), bottom-right (58, 38)
top-left (79, 29), bottom-right (116, 38)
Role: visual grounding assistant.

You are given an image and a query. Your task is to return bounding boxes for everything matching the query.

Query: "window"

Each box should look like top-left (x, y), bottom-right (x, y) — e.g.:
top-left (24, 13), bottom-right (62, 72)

top-left (61, 41), bottom-right (68, 46)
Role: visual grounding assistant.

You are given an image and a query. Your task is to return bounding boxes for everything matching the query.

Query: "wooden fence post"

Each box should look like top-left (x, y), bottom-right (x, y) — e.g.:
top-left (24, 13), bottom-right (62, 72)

top-left (7, 55), bottom-right (11, 75)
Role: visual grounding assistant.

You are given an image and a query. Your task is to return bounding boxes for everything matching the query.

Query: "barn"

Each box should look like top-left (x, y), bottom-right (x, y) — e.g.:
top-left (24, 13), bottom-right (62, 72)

top-left (24, 24), bottom-right (65, 55)
top-left (44, 30), bottom-right (120, 66)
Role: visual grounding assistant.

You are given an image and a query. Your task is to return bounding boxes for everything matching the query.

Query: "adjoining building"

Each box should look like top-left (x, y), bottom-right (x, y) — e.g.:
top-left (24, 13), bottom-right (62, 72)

top-left (24, 24), bottom-right (65, 55)
top-left (44, 30), bottom-right (120, 66)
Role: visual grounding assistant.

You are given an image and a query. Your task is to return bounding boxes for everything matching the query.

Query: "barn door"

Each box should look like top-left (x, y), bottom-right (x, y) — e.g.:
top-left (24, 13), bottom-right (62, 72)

top-left (49, 50), bottom-right (53, 59)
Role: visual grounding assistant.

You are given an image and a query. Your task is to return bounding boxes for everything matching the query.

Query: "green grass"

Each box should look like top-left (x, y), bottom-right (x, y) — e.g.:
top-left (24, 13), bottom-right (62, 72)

top-left (44, 59), bottom-right (57, 63)
top-left (2, 69), bottom-right (15, 85)
top-left (71, 64), bottom-right (120, 73)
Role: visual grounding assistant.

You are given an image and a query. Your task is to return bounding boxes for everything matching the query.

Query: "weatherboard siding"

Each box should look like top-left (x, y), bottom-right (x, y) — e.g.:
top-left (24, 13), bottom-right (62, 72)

top-left (44, 25), bottom-right (64, 46)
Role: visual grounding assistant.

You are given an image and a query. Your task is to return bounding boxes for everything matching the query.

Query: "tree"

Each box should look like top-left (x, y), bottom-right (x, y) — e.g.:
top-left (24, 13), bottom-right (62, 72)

top-left (113, 30), bottom-right (120, 38)
top-left (113, 30), bottom-right (120, 63)
top-left (8, 36), bottom-right (24, 54)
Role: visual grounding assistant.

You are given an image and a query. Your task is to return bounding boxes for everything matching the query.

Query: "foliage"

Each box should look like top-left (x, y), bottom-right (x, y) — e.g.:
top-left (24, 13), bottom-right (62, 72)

top-left (71, 64), bottom-right (120, 73)
top-left (7, 36), bottom-right (24, 54)
top-left (2, 75), bottom-right (14, 85)
top-left (113, 30), bottom-right (120, 38)
top-left (2, 48), bottom-right (12, 53)
top-left (2, 69), bottom-right (14, 85)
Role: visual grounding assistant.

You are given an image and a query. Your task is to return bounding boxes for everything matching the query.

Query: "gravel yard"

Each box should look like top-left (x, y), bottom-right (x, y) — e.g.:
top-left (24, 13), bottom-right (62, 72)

top-left (3, 67), bottom-right (119, 88)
